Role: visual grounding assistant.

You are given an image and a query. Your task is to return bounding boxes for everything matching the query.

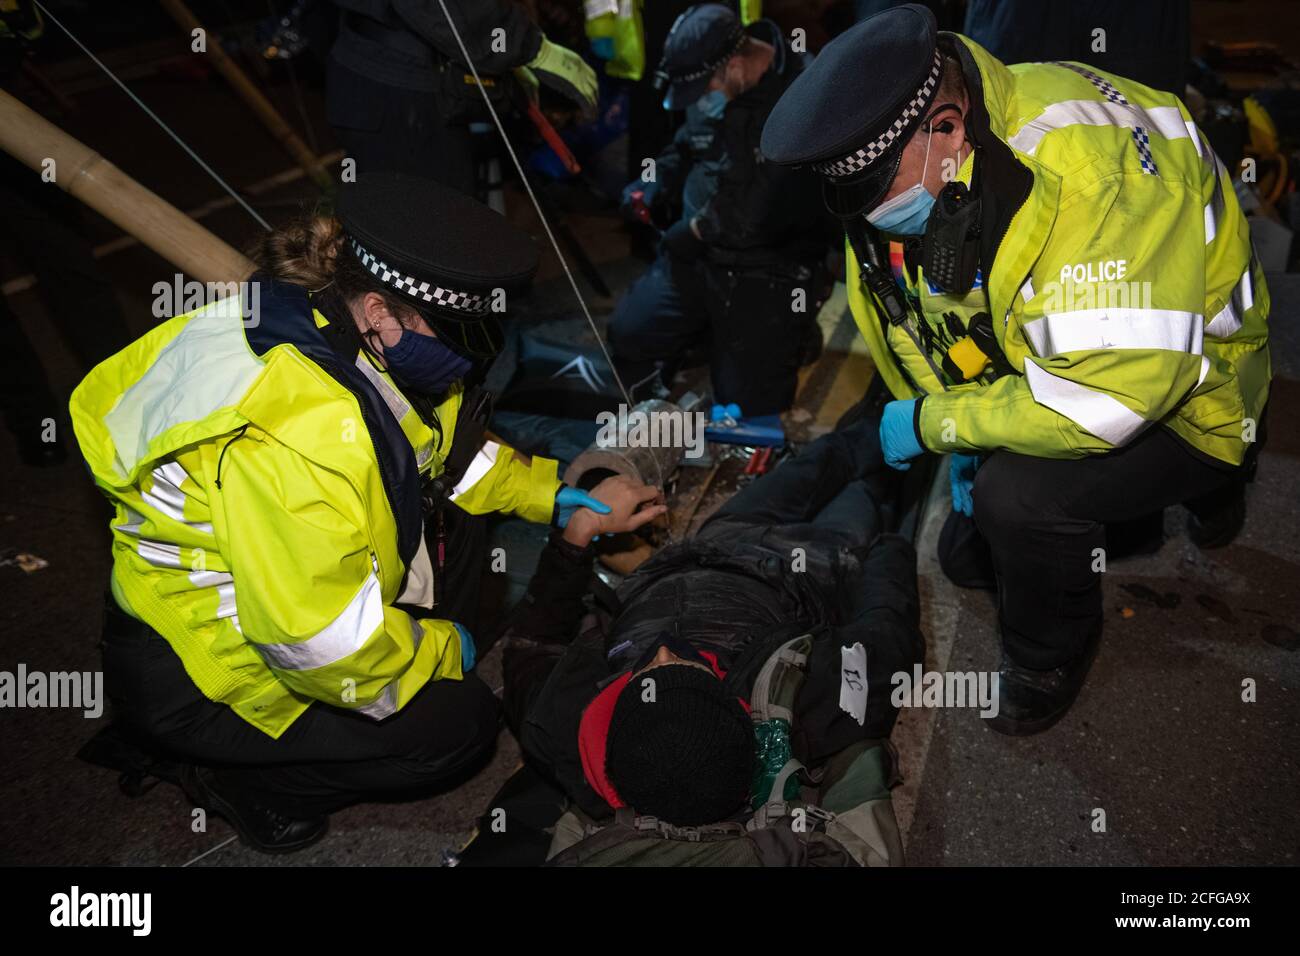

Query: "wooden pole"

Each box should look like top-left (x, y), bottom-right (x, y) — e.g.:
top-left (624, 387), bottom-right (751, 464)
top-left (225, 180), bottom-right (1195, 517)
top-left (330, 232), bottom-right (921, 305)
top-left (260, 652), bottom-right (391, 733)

top-left (156, 0), bottom-right (332, 190)
top-left (0, 88), bottom-right (255, 283)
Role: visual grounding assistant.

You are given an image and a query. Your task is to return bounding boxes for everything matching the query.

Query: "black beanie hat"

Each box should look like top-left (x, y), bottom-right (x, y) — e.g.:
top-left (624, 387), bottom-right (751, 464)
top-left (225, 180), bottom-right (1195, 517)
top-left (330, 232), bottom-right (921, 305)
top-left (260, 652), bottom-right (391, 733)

top-left (605, 664), bottom-right (754, 826)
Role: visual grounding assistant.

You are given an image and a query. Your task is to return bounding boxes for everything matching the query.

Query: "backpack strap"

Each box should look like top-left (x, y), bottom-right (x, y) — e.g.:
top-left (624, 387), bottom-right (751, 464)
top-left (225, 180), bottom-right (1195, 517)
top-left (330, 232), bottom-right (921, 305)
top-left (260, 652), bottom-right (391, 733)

top-left (749, 634), bottom-right (814, 723)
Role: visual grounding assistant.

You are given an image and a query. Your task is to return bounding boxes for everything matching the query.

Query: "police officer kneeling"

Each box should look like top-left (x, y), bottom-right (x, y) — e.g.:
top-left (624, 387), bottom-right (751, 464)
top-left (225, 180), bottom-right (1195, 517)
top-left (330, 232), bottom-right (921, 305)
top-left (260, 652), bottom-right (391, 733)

top-left (72, 173), bottom-right (613, 852)
top-left (761, 5), bottom-right (1270, 735)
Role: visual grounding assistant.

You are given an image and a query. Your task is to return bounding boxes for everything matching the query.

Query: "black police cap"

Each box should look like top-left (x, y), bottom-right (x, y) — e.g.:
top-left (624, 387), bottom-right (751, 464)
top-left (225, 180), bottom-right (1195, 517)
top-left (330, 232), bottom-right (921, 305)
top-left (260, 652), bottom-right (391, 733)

top-left (654, 3), bottom-right (746, 110)
top-left (760, 3), bottom-right (940, 218)
top-left (335, 172), bottom-right (539, 357)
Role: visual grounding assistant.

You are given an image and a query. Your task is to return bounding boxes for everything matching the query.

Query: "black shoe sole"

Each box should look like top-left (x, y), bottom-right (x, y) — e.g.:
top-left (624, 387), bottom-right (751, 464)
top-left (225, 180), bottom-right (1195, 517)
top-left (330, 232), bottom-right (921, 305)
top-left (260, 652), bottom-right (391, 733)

top-left (181, 767), bottom-right (329, 855)
top-left (983, 638), bottom-right (1101, 737)
top-left (983, 700), bottom-right (1074, 737)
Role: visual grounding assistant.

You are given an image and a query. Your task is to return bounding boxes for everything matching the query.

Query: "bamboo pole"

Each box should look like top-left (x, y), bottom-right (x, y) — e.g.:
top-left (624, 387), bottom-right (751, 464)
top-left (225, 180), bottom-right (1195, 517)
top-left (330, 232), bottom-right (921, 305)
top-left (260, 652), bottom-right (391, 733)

top-left (156, 0), bottom-right (332, 190)
top-left (0, 88), bottom-right (255, 283)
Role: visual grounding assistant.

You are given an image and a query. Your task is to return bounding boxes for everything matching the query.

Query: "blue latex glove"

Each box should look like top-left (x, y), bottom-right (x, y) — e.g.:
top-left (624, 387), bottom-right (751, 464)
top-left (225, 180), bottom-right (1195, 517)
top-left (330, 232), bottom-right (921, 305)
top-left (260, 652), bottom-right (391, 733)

top-left (453, 622), bottom-right (476, 672)
top-left (949, 453), bottom-right (980, 517)
top-left (880, 399), bottom-right (925, 471)
top-left (554, 486), bottom-right (612, 528)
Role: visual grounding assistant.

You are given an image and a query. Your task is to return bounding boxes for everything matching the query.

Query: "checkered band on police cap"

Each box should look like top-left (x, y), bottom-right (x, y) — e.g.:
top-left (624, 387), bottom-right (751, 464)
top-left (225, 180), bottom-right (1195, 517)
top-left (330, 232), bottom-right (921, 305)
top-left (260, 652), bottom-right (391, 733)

top-left (349, 237), bottom-right (489, 316)
top-left (655, 21), bottom-right (746, 90)
top-left (813, 49), bottom-right (943, 181)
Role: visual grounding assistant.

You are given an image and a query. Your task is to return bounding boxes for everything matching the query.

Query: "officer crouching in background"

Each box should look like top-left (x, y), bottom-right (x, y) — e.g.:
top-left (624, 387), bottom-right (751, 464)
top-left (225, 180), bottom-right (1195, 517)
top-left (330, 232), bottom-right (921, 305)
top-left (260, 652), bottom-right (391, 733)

top-left (608, 3), bottom-right (827, 416)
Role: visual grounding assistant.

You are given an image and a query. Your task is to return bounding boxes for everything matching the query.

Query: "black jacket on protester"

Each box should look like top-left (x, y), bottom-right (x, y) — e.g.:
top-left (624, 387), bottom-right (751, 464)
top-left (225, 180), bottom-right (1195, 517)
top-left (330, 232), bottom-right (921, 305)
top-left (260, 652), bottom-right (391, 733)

top-left (328, 0), bottom-right (542, 91)
top-left (651, 19), bottom-right (826, 267)
top-left (500, 512), bottom-right (924, 821)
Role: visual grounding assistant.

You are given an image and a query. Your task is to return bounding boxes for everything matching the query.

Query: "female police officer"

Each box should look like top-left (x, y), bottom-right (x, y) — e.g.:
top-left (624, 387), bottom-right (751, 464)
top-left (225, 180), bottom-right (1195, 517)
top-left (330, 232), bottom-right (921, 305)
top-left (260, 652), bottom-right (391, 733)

top-left (70, 173), bottom-right (618, 852)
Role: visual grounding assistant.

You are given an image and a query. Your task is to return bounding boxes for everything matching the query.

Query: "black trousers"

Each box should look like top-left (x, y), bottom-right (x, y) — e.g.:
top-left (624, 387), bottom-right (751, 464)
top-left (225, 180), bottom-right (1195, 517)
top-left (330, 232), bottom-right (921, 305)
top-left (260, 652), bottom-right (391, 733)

top-left (100, 505), bottom-right (497, 818)
top-left (971, 425), bottom-right (1240, 670)
top-left (326, 61), bottom-right (477, 195)
top-left (608, 251), bottom-right (814, 416)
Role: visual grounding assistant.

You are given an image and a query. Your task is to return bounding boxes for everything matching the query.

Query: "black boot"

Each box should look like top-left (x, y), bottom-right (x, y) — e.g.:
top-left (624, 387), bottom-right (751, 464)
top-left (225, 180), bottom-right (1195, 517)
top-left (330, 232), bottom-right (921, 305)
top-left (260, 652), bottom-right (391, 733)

top-left (181, 765), bottom-right (328, 854)
top-left (984, 632), bottom-right (1101, 736)
top-left (1186, 480), bottom-right (1246, 550)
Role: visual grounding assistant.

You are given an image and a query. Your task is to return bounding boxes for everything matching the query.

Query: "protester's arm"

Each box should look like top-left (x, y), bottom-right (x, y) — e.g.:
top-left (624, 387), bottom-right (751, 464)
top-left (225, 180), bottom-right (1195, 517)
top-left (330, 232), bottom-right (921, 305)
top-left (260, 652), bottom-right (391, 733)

top-left (796, 534), bottom-right (923, 762)
top-left (500, 475), bottom-right (666, 733)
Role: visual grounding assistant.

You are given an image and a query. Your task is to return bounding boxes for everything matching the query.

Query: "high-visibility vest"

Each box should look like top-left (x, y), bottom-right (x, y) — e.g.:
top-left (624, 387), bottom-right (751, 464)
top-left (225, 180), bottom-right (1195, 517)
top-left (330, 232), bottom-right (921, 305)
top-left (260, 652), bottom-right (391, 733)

top-left (846, 35), bottom-right (1270, 467)
top-left (584, 0), bottom-right (645, 81)
top-left (71, 280), bottom-right (559, 737)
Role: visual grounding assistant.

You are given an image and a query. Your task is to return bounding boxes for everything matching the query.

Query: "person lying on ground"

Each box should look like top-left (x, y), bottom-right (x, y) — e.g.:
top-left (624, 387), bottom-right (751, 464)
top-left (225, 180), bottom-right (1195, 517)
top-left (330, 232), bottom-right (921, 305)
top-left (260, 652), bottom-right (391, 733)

top-left (494, 413), bottom-right (925, 841)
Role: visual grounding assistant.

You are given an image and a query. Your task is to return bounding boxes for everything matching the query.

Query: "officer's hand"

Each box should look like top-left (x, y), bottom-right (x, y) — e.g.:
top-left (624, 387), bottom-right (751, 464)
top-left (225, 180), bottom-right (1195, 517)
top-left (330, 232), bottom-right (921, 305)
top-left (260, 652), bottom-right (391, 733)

top-left (554, 486), bottom-right (611, 529)
top-left (621, 178), bottom-right (660, 224)
top-left (879, 399), bottom-right (925, 471)
top-left (949, 453), bottom-right (980, 517)
top-left (528, 36), bottom-right (598, 112)
top-left (562, 475), bottom-right (666, 545)
top-left (453, 622), bottom-right (476, 672)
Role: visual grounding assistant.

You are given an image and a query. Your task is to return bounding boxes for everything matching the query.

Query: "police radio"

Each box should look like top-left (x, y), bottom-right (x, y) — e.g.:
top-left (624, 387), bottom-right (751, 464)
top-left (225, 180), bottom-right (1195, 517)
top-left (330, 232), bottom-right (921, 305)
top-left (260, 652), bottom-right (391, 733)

top-left (922, 177), bottom-right (982, 295)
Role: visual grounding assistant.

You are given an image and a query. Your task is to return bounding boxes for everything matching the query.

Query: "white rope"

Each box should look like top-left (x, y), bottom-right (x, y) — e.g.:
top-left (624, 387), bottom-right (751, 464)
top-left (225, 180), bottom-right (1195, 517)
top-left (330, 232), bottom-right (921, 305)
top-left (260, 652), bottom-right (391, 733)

top-left (33, 1), bottom-right (273, 232)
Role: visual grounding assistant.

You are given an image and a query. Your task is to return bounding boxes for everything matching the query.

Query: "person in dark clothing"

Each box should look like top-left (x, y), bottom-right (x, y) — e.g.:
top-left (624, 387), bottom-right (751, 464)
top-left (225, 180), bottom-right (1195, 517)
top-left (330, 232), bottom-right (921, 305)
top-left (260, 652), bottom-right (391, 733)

top-left (0, 6), bottom-right (132, 467)
top-left (962, 0), bottom-right (1190, 97)
top-left (326, 0), bottom-right (597, 193)
top-left (493, 412), bottom-right (924, 832)
top-left (609, 4), bottom-right (827, 415)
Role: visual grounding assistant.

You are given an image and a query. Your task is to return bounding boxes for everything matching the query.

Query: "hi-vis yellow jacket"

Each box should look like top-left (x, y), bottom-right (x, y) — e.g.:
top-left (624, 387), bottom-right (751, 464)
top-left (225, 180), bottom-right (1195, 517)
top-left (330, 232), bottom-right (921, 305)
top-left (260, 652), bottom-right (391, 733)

top-left (584, 0), bottom-right (644, 81)
top-left (70, 280), bottom-right (560, 738)
top-left (847, 35), bottom-right (1270, 467)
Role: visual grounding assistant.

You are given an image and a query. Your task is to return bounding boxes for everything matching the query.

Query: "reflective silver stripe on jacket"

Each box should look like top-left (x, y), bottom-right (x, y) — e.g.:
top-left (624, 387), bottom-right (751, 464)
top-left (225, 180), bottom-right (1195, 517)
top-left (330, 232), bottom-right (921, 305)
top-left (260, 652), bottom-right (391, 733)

top-left (253, 570), bottom-right (384, 670)
top-left (1023, 359), bottom-right (1148, 447)
top-left (355, 615), bottom-right (426, 720)
top-left (1024, 308), bottom-right (1203, 358)
top-left (450, 441), bottom-right (502, 500)
top-left (1205, 265), bottom-right (1255, 339)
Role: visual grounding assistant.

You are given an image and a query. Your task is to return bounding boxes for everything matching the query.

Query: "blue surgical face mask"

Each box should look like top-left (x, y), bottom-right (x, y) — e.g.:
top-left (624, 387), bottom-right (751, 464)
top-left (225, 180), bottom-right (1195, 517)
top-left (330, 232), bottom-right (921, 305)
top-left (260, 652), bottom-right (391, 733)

top-left (866, 128), bottom-right (937, 236)
top-left (696, 89), bottom-right (728, 120)
top-left (381, 329), bottom-right (472, 395)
